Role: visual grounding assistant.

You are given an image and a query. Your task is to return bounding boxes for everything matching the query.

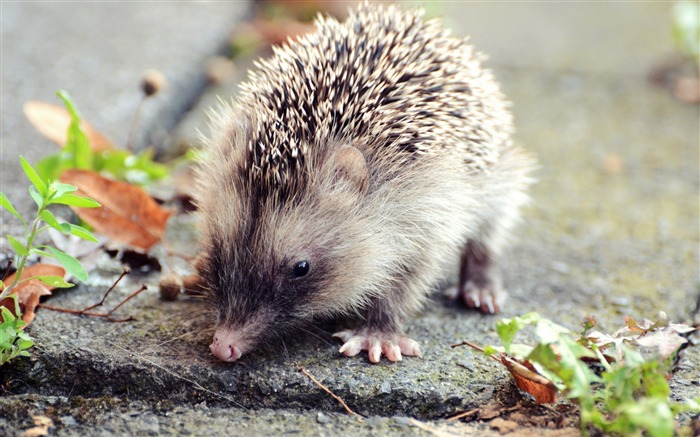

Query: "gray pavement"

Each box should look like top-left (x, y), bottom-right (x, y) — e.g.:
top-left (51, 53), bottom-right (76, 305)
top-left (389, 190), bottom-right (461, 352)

top-left (1, 2), bottom-right (699, 436)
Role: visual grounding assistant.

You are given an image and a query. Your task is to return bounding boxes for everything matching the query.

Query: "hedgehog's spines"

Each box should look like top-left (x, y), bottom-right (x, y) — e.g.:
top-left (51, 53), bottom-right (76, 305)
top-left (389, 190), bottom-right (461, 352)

top-left (231, 3), bottom-right (512, 204)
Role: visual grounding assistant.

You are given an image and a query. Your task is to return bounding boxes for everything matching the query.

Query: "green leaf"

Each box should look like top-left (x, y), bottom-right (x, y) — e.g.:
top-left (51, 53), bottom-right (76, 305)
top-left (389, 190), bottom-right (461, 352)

top-left (0, 192), bottom-right (26, 225)
top-left (45, 247), bottom-right (88, 282)
top-left (50, 182), bottom-right (78, 199)
top-left (56, 90), bottom-right (92, 170)
top-left (30, 249), bottom-right (51, 257)
top-left (556, 336), bottom-right (601, 398)
top-left (93, 148), bottom-right (169, 186)
top-left (28, 186), bottom-right (44, 210)
top-left (3, 294), bottom-right (21, 317)
top-left (0, 306), bottom-right (16, 324)
top-left (534, 318), bottom-right (572, 344)
top-left (39, 210), bottom-right (70, 233)
top-left (6, 235), bottom-right (28, 256)
top-left (495, 312), bottom-right (540, 353)
top-left (614, 398), bottom-right (674, 437)
top-left (64, 223), bottom-right (99, 242)
top-left (482, 345), bottom-right (501, 357)
top-left (56, 90), bottom-right (80, 119)
top-left (50, 193), bottom-right (100, 208)
top-left (34, 275), bottom-right (73, 288)
top-left (20, 156), bottom-right (47, 196)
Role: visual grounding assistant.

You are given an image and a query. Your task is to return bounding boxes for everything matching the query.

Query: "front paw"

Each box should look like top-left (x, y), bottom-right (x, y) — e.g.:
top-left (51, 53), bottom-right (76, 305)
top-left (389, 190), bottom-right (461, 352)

top-left (332, 328), bottom-right (422, 363)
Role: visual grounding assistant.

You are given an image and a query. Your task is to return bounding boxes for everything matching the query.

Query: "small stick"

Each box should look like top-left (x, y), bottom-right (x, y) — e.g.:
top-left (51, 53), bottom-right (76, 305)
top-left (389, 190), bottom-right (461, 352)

top-left (447, 407), bottom-right (479, 421)
top-left (299, 366), bottom-right (361, 418)
top-left (105, 284), bottom-right (147, 318)
top-left (450, 340), bottom-right (483, 350)
top-left (82, 267), bottom-right (131, 312)
top-left (39, 282), bottom-right (147, 323)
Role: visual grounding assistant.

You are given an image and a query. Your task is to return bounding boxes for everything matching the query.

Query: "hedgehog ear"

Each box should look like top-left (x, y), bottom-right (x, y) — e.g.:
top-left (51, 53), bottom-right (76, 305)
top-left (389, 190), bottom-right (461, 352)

top-left (333, 145), bottom-right (369, 195)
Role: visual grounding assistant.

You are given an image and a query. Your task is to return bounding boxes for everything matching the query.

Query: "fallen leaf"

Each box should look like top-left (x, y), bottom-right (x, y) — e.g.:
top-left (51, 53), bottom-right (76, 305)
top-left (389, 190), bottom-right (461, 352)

top-left (634, 325), bottom-right (696, 359)
top-left (1, 264), bottom-right (66, 327)
top-left (586, 330), bottom-right (627, 363)
top-left (23, 101), bottom-right (113, 151)
top-left (499, 355), bottom-right (558, 404)
top-left (614, 315), bottom-right (654, 337)
top-left (456, 340), bottom-right (558, 404)
top-left (595, 314), bottom-right (696, 360)
top-left (60, 169), bottom-right (172, 251)
top-left (22, 415), bottom-right (53, 437)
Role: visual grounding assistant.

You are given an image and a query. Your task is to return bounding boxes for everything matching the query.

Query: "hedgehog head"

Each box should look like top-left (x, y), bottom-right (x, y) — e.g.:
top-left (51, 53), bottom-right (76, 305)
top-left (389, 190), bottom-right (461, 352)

top-left (197, 115), bottom-right (382, 361)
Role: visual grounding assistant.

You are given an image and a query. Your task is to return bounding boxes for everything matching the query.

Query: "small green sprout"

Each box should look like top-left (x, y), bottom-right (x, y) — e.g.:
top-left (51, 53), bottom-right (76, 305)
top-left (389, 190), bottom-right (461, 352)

top-left (0, 295), bottom-right (34, 365)
top-left (36, 90), bottom-right (169, 187)
top-left (1, 157), bottom-right (100, 365)
top-left (470, 313), bottom-right (700, 437)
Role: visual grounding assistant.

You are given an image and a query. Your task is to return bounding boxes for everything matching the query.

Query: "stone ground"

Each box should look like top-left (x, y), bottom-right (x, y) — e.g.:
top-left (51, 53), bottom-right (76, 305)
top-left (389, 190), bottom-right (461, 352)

top-left (1, 1), bottom-right (698, 436)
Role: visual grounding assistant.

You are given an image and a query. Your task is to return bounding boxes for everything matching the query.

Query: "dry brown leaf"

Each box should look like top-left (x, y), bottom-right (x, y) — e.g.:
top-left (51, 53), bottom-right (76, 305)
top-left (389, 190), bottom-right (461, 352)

top-left (623, 315), bottom-right (654, 333)
top-left (455, 340), bottom-right (558, 404)
top-left (60, 169), bottom-right (172, 251)
top-left (499, 355), bottom-right (558, 404)
top-left (634, 325), bottom-right (696, 359)
top-left (0, 264), bottom-right (66, 327)
top-left (23, 101), bottom-right (113, 151)
top-left (22, 415), bottom-right (53, 437)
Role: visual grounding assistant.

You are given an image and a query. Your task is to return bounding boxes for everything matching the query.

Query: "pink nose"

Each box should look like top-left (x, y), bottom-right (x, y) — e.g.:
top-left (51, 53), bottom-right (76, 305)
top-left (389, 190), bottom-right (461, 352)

top-left (210, 327), bottom-right (244, 362)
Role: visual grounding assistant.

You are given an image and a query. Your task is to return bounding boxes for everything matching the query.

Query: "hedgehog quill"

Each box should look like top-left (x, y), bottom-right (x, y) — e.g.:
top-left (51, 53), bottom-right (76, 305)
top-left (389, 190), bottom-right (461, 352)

top-left (196, 4), bottom-right (534, 364)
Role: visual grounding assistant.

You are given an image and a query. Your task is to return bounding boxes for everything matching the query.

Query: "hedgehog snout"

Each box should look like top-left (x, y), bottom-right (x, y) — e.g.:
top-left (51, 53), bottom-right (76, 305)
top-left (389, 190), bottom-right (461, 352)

top-left (210, 326), bottom-right (247, 362)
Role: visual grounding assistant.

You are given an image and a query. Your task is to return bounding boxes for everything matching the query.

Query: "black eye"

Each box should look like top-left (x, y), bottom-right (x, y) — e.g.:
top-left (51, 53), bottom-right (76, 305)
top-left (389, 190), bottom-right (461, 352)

top-left (292, 260), bottom-right (310, 278)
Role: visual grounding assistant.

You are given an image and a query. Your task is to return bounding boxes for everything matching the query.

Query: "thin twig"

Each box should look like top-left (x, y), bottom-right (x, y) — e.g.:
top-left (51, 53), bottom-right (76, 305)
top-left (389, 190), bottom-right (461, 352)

top-left (82, 267), bottom-right (131, 312)
top-left (105, 284), bottom-right (147, 317)
top-left (38, 283), bottom-right (146, 323)
top-left (447, 407), bottom-right (479, 421)
top-left (450, 340), bottom-right (483, 351)
top-left (299, 366), bottom-right (362, 418)
top-left (451, 340), bottom-right (502, 364)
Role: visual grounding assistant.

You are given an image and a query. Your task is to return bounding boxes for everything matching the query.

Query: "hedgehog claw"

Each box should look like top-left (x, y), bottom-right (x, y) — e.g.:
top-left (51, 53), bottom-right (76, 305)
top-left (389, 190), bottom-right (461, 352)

top-left (461, 280), bottom-right (506, 314)
top-left (333, 328), bottom-right (421, 363)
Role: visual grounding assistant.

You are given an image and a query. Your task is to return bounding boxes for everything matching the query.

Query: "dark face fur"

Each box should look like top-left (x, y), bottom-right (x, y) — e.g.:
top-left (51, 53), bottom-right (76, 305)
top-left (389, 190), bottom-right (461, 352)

top-left (199, 143), bottom-right (370, 362)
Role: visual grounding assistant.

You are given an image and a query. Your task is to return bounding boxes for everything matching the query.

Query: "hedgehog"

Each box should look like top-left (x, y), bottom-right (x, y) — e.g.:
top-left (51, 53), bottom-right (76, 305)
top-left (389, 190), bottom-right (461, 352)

top-left (195, 3), bottom-right (534, 364)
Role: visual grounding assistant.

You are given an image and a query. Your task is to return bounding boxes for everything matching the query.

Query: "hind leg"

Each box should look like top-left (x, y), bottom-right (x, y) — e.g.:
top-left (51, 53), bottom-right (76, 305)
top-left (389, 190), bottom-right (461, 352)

top-left (456, 146), bottom-right (533, 314)
top-left (459, 240), bottom-right (506, 314)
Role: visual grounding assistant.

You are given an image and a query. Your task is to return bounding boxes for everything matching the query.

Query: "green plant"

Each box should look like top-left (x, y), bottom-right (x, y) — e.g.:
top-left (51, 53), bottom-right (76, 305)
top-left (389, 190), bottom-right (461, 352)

top-left (1, 156), bottom-right (101, 298)
top-left (0, 295), bottom-right (33, 365)
top-left (36, 90), bottom-right (169, 186)
top-left (1, 156), bottom-right (100, 364)
top-left (476, 313), bottom-right (699, 437)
